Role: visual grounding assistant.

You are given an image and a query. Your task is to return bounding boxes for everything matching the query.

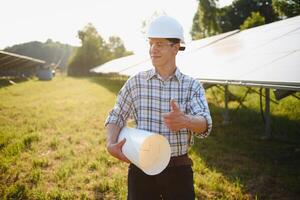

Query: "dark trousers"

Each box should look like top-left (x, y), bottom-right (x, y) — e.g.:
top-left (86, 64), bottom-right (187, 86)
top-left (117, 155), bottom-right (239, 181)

top-left (127, 164), bottom-right (195, 200)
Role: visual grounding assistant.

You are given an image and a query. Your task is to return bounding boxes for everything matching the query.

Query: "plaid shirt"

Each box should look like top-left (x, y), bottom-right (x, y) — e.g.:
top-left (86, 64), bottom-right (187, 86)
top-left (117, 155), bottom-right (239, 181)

top-left (105, 68), bottom-right (212, 156)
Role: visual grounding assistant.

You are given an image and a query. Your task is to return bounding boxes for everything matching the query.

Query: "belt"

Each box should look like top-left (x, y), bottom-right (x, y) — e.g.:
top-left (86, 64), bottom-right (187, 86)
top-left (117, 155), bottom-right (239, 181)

top-left (167, 154), bottom-right (193, 167)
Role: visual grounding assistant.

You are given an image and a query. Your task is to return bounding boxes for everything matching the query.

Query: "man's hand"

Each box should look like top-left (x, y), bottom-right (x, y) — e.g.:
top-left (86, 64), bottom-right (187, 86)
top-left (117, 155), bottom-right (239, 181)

top-left (107, 138), bottom-right (131, 163)
top-left (163, 99), bottom-right (189, 132)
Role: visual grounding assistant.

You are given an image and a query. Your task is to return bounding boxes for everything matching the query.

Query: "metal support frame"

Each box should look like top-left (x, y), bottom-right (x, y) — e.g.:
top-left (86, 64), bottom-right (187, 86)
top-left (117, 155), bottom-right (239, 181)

top-left (223, 85), bottom-right (230, 124)
top-left (265, 88), bottom-right (272, 138)
top-left (221, 85), bottom-right (273, 138)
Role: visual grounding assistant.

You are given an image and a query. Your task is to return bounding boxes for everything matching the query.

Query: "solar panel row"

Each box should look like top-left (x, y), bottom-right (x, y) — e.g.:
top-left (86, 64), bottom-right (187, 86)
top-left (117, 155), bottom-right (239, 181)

top-left (0, 50), bottom-right (45, 77)
top-left (90, 16), bottom-right (300, 91)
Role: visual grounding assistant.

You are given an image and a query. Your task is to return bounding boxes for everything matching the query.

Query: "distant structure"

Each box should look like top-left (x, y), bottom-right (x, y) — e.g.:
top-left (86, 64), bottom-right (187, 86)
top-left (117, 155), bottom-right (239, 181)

top-left (0, 50), bottom-right (58, 80)
top-left (36, 63), bottom-right (57, 80)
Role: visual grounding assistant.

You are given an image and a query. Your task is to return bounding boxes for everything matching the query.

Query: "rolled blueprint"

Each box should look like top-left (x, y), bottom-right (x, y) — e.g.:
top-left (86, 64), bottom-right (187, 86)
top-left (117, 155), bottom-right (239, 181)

top-left (118, 127), bottom-right (171, 175)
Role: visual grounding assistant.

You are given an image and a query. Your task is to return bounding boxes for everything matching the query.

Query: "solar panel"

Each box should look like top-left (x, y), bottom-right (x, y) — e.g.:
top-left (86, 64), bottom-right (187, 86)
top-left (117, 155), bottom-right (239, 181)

top-left (90, 30), bottom-right (239, 76)
top-left (177, 16), bottom-right (300, 90)
top-left (91, 16), bottom-right (300, 90)
top-left (117, 31), bottom-right (241, 77)
top-left (0, 50), bottom-right (45, 77)
top-left (90, 53), bottom-right (150, 74)
top-left (185, 30), bottom-right (239, 52)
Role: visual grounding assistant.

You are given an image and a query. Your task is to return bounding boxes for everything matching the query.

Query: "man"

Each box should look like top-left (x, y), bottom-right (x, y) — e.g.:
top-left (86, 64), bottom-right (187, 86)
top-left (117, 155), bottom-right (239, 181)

top-left (105, 15), bottom-right (212, 200)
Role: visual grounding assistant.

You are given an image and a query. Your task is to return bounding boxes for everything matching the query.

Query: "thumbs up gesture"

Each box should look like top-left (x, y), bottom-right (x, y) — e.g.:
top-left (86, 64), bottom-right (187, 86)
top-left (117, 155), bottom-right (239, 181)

top-left (163, 99), bottom-right (188, 132)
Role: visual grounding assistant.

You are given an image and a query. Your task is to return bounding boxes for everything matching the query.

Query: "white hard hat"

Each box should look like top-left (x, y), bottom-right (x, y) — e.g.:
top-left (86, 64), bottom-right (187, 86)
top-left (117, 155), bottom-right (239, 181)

top-left (147, 15), bottom-right (185, 50)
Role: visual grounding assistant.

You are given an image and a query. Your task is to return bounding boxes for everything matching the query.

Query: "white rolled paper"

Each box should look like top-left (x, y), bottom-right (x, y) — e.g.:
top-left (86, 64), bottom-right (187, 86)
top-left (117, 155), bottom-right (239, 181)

top-left (118, 127), bottom-right (171, 175)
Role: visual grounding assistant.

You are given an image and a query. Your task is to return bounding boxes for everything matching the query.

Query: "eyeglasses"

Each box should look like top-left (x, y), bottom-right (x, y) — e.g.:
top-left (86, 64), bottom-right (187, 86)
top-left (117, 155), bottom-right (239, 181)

top-left (149, 42), bottom-right (175, 50)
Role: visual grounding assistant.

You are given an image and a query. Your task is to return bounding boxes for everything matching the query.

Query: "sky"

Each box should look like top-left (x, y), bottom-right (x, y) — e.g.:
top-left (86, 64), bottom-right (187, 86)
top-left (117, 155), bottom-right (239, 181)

top-left (0, 0), bottom-right (233, 54)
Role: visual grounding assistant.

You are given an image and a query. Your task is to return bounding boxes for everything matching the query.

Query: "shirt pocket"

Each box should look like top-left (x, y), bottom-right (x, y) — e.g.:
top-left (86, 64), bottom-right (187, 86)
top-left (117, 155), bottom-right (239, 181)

top-left (175, 97), bottom-right (189, 114)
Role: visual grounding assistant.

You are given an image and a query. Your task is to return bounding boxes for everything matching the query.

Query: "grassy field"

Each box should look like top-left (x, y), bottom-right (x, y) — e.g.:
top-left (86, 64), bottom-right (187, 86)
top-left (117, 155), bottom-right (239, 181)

top-left (0, 76), bottom-right (299, 199)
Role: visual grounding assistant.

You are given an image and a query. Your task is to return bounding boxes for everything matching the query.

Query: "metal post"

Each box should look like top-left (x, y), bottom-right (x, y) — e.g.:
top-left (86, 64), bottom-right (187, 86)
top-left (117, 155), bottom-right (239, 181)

top-left (223, 85), bottom-right (230, 124)
top-left (265, 88), bottom-right (271, 138)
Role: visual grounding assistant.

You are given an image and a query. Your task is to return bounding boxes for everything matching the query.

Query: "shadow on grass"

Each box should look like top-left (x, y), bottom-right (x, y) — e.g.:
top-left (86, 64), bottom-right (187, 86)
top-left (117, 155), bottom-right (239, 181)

top-left (192, 103), bottom-right (300, 200)
top-left (0, 77), bottom-right (30, 88)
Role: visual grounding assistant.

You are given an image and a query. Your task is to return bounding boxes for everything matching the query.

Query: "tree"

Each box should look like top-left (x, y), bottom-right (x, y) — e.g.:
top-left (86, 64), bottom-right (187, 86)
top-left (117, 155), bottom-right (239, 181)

top-left (5, 40), bottom-right (73, 72)
top-left (240, 11), bottom-right (266, 30)
top-left (68, 23), bottom-right (109, 76)
top-left (272, 0), bottom-right (300, 18)
top-left (216, 0), bottom-right (278, 33)
top-left (191, 0), bottom-right (220, 39)
top-left (107, 36), bottom-right (133, 60)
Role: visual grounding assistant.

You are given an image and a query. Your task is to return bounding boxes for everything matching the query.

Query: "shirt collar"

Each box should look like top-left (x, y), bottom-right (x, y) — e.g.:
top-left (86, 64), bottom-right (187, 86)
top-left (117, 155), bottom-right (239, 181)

top-left (147, 68), bottom-right (183, 84)
top-left (147, 68), bottom-right (156, 80)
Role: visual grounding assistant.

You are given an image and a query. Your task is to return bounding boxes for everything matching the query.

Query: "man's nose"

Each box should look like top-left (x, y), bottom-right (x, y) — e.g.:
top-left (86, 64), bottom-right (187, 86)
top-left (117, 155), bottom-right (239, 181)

top-left (150, 44), bottom-right (159, 52)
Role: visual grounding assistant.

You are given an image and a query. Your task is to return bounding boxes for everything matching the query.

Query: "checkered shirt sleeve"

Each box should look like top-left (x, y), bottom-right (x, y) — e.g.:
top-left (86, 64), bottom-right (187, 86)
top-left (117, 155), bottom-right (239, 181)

top-left (104, 82), bottom-right (133, 128)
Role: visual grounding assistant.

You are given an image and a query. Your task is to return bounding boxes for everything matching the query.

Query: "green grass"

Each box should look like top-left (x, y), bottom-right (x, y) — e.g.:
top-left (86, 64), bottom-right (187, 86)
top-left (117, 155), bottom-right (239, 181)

top-left (0, 76), bottom-right (299, 199)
